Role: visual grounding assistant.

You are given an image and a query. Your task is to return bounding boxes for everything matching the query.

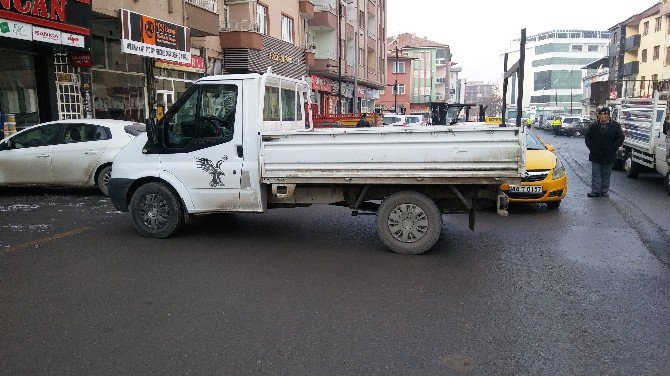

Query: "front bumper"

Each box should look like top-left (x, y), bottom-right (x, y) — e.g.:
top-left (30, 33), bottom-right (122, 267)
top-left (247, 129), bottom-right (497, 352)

top-left (501, 175), bottom-right (568, 203)
top-left (108, 178), bottom-right (134, 212)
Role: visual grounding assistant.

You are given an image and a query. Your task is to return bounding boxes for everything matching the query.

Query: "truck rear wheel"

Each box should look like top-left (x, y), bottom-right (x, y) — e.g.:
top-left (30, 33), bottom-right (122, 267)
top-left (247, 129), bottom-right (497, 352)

top-left (130, 182), bottom-right (183, 238)
top-left (377, 191), bottom-right (442, 255)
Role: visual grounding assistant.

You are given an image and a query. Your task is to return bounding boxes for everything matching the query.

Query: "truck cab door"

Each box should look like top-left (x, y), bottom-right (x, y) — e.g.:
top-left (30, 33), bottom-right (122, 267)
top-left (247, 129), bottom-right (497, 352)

top-left (159, 82), bottom-right (243, 212)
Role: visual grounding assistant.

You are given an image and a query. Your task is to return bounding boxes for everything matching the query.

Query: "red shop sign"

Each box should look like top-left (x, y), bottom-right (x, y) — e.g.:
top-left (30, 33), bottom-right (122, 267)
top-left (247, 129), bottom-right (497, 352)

top-left (70, 51), bottom-right (92, 67)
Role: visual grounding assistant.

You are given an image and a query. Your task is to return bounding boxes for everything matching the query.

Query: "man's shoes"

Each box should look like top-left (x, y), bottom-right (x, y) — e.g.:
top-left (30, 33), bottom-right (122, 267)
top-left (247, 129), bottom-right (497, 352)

top-left (587, 192), bottom-right (601, 197)
top-left (601, 192), bottom-right (609, 197)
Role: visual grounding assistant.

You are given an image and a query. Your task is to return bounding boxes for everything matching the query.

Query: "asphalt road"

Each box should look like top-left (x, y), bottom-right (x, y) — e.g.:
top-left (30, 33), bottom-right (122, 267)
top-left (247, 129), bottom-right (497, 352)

top-left (1, 132), bottom-right (669, 375)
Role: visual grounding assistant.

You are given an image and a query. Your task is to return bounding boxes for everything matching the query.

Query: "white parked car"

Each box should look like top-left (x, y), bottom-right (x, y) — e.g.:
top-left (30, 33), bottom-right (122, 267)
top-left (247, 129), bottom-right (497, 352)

top-left (0, 119), bottom-right (143, 196)
top-left (404, 115), bottom-right (426, 126)
top-left (382, 114), bottom-right (406, 126)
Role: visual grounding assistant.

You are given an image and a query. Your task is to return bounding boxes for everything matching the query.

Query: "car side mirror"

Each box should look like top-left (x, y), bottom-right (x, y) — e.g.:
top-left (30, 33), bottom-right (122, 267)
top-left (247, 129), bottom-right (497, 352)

top-left (545, 144), bottom-right (555, 152)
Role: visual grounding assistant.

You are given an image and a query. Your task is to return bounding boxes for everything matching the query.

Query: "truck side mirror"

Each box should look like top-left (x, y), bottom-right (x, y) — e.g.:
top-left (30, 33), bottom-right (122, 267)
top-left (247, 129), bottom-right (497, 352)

top-left (546, 144), bottom-right (555, 152)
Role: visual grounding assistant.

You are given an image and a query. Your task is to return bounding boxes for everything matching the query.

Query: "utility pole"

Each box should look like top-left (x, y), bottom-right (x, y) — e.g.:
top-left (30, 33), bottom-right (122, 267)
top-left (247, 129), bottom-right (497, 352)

top-left (337, 0), bottom-right (342, 115)
top-left (394, 40), bottom-right (399, 113)
top-left (570, 70), bottom-right (574, 114)
top-left (353, 1), bottom-right (359, 114)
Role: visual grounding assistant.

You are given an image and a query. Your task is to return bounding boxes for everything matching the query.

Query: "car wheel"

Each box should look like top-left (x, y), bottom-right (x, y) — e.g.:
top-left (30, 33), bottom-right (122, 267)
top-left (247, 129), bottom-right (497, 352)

top-left (97, 165), bottom-right (112, 197)
top-left (547, 201), bottom-right (561, 210)
top-left (625, 155), bottom-right (640, 178)
top-left (377, 191), bottom-right (442, 255)
top-left (130, 182), bottom-right (183, 238)
top-left (572, 130), bottom-right (582, 137)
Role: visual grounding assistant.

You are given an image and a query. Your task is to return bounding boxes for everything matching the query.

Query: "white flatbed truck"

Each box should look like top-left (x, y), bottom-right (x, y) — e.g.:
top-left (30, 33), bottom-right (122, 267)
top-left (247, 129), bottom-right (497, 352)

top-left (109, 72), bottom-right (526, 254)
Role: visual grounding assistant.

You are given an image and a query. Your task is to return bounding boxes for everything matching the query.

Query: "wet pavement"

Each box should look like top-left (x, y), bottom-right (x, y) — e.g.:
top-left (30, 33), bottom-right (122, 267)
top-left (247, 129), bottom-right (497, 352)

top-left (1, 132), bottom-right (669, 375)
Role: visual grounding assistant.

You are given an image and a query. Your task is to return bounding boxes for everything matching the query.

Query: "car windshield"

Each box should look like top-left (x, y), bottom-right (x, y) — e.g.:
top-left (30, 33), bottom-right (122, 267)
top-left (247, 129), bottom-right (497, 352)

top-left (527, 131), bottom-right (546, 150)
top-left (563, 118), bottom-right (576, 124)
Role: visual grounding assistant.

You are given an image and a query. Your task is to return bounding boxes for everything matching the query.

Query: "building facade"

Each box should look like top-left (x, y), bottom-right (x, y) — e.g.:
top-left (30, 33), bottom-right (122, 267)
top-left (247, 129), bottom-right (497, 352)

top-left (502, 29), bottom-right (610, 118)
top-left (0, 0), bottom-right (93, 130)
top-left (307, 0), bottom-right (387, 115)
top-left (377, 45), bottom-right (413, 114)
top-left (378, 33), bottom-right (452, 118)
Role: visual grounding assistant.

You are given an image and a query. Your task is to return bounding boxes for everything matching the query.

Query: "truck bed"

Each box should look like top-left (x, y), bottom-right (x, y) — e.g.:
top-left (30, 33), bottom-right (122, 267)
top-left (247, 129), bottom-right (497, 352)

top-left (260, 125), bottom-right (525, 185)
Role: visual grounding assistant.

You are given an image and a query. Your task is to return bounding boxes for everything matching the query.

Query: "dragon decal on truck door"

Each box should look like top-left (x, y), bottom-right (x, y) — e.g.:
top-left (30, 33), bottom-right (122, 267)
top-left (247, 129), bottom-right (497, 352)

top-left (196, 156), bottom-right (228, 187)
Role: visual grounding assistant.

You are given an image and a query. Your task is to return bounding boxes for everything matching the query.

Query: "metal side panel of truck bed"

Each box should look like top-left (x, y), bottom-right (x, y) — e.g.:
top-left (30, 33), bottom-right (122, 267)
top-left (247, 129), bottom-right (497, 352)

top-left (260, 125), bottom-right (525, 185)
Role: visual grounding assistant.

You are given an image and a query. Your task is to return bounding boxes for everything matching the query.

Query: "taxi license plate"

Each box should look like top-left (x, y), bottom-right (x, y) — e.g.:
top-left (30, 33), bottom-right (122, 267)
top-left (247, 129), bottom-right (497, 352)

top-left (509, 185), bottom-right (542, 194)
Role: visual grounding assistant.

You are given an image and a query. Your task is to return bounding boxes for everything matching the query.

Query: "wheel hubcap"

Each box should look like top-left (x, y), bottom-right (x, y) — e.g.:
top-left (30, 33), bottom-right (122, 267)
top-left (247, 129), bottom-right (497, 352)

top-left (625, 158), bottom-right (632, 172)
top-left (387, 204), bottom-right (429, 243)
top-left (138, 193), bottom-right (169, 229)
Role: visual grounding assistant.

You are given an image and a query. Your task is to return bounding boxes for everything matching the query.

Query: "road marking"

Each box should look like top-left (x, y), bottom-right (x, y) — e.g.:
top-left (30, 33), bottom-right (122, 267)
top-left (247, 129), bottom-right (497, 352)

top-left (0, 227), bottom-right (93, 256)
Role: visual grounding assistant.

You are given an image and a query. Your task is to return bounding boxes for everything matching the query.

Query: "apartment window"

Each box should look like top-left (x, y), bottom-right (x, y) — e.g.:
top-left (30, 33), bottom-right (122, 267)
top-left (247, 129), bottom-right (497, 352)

top-left (655, 17), bottom-right (662, 32)
top-left (666, 46), bottom-right (670, 65)
top-left (642, 49), bottom-right (648, 62)
top-left (392, 62), bottom-right (405, 74)
top-left (614, 31), bottom-right (618, 43)
top-left (424, 87), bottom-right (431, 96)
top-left (281, 15), bottom-right (294, 43)
top-left (413, 88), bottom-right (418, 96)
top-left (393, 84), bottom-right (405, 95)
top-left (359, 48), bottom-right (365, 66)
top-left (571, 45), bottom-right (583, 52)
top-left (257, 4), bottom-right (268, 35)
top-left (652, 74), bottom-right (658, 82)
top-left (643, 21), bottom-right (649, 35)
top-left (359, 10), bottom-right (365, 29)
top-left (654, 45), bottom-right (660, 60)
top-left (588, 45), bottom-right (599, 52)
top-left (667, 16), bottom-right (670, 34)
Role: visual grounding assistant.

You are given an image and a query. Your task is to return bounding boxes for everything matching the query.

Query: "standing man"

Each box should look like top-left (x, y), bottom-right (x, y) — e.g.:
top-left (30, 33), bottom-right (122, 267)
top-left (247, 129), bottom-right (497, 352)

top-left (585, 107), bottom-right (624, 197)
top-left (356, 113), bottom-right (371, 128)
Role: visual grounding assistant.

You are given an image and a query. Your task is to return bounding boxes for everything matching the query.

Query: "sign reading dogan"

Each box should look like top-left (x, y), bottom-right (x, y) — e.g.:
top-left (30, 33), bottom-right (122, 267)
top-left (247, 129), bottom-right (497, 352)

top-left (120, 9), bottom-right (190, 64)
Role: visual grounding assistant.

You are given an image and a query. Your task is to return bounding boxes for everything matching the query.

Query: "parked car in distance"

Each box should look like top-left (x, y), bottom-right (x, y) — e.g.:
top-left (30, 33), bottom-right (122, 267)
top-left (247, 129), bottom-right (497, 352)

top-left (500, 131), bottom-right (568, 209)
top-left (382, 114), bottom-right (406, 126)
top-left (404, 115), bottom-right (426, 126)
top-left (556, 116), bottom-right (588, 136)
top-left (562, 118), bottom-right (590, 137)
top-left (0, 119), bottom-right (143, 196)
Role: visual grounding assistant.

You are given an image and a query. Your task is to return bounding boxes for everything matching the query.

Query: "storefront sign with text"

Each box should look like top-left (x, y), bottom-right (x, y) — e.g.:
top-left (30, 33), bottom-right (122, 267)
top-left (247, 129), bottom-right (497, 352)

top-left (0, 0), bottom-right (92, 36)
top-left (120, 9), bottom-right (190, 64)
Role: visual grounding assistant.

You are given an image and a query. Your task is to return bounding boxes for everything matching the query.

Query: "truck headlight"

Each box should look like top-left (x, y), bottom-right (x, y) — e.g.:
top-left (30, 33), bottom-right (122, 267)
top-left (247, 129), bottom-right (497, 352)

top-left (553, 159), bottom-right (566, 179)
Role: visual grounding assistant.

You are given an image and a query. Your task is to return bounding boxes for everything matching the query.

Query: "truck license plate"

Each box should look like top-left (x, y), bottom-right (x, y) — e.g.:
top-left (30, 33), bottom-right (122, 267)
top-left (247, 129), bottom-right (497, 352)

top-left (509, 185), bottom-right (542, 194)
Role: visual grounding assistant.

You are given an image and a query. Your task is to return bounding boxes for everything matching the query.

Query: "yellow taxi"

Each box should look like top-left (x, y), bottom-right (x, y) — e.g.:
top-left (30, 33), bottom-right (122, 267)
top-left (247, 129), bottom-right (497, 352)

top-left (501, 131), bottom-right (568, 209)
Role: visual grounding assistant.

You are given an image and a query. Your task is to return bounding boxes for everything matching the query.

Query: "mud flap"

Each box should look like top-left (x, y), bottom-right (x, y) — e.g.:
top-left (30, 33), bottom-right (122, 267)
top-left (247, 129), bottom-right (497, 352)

top-left (497, 192), bottom-right (509, 217)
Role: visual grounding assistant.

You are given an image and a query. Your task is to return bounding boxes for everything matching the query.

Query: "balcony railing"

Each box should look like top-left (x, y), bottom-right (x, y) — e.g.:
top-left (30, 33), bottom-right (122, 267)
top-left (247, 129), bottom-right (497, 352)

top-left (622, 61), bottom-right (639, 76)
top-left (220, 20), bottom-right (260, 33)
top-left (303, 33), bottom-right (317, 52)
top-left (314, 0), bottom-right (337, 13)
top-left (623, 35), bottom-right (641, 51)
top-left (186, 0), bottom-right (217, 13)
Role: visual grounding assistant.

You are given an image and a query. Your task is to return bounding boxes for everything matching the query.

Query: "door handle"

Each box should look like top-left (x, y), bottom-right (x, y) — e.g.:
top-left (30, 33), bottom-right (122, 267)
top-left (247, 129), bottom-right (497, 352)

top-left (36, 154), bottom-right (49, 158)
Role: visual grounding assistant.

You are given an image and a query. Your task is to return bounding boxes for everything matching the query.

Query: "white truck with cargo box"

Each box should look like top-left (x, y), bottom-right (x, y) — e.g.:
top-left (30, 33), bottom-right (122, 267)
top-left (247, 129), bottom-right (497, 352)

top-left (108, 72), bottom-right (526, 254)
top-left (611, 93), bottom-right (670, 190)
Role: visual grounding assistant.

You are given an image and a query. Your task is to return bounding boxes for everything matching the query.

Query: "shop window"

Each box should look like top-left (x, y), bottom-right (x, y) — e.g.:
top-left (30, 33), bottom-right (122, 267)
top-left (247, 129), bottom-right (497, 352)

top-left (92, 70), bottom-right (145, 122)
top-left (0, 52), bottom-right (40, 129)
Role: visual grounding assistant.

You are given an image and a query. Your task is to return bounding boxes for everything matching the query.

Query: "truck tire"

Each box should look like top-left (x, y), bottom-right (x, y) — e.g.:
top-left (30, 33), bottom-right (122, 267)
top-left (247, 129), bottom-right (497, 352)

top-left (377, 191), bottom-right (442, 255)
top-left (96, 165), bottom-right (112, 197)
top-left (130, 182), bottom-right (183, 238)
top-left (625, 155), bottom-right (640, 178)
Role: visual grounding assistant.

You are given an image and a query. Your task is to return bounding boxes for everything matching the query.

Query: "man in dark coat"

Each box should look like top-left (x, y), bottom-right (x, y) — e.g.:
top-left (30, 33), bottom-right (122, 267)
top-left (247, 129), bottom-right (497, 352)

top-left (356, 113), bottom-right (371, 128)
top-left (585, 107), bottom-right (625, 197)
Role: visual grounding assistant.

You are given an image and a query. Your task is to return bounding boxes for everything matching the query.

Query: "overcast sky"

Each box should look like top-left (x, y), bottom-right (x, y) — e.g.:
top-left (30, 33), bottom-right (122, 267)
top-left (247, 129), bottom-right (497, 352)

top-left (387, 0), bottom-right (658, 83)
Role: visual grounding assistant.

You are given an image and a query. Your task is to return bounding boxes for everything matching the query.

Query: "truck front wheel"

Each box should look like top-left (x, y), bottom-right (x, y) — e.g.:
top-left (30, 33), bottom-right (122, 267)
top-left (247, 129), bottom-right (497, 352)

top-left (130, 182), bottom-right (184, 238)
top-left (377, 191), bottom-right (442, 255)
